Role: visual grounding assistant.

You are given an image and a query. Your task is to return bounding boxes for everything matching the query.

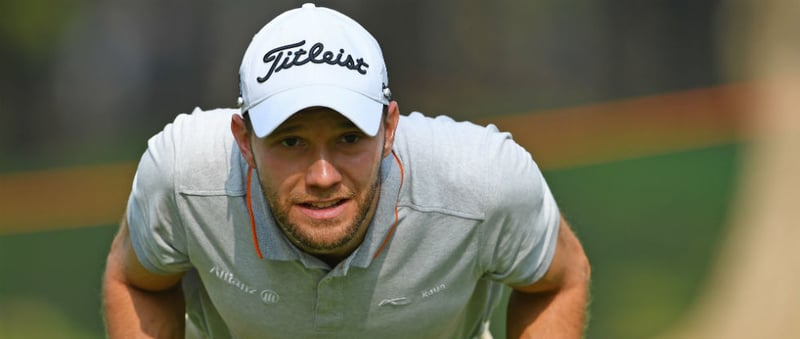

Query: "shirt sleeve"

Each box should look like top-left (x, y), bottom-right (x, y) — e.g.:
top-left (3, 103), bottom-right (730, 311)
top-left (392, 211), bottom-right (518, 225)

top-left (480, 125), bottom-right (561, 286)
top-left (127, 120), bottom-right (192, 275)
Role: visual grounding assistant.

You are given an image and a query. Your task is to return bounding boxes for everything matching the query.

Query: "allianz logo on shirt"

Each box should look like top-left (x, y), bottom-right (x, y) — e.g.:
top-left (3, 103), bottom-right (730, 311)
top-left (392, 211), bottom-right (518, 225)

top-left (209, 265), bottom-right (280, 304)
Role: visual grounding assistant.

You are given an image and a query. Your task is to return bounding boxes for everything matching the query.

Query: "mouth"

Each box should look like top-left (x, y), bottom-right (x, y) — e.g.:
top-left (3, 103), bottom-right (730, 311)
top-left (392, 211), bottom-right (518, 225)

top-left (296, 199), bottom-right (349, 220)
top-left (301, 199), bottom-right (346, 209)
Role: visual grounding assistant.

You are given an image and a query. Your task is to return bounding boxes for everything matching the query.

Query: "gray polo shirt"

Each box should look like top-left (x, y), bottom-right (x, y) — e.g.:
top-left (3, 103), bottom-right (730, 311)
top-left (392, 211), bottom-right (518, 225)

top-left (128, 108), bottom-right (560, 339)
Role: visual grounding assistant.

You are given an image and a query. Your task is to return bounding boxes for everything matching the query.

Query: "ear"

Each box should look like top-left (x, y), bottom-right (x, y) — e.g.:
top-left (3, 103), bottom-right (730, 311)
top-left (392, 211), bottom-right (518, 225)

top-left (381, 101), bottom-right (400, 158)
top-left (231, 114), bottom-right (257, 169)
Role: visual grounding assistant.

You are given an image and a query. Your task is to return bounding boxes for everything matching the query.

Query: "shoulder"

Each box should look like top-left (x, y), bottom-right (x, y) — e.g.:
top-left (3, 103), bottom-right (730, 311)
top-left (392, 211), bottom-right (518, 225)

top-left (156, 107), bottom-right (238, 147)
top-left (142, 107), bottom-right (246, 196)
top-left (393, 112), bottom-right (543, 219)
top-left (394, 112), bottom-right (510, 170)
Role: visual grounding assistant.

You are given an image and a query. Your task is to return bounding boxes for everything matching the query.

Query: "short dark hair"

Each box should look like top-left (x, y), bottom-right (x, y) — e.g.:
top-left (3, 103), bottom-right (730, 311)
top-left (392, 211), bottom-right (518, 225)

top-left (242, 111), bottom-right (253, 132)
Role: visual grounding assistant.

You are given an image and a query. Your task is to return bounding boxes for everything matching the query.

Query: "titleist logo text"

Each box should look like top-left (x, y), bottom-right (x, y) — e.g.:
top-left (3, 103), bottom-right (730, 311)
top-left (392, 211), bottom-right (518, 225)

top-left (256, 40), bottom-right (369, 83)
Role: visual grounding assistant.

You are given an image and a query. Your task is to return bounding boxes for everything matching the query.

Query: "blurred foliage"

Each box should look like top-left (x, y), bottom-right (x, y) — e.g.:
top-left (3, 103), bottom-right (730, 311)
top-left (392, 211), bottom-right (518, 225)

top-left (0, 0), bottom-right (723, 166)
top-left (0, 0), bottom-right (87, 59)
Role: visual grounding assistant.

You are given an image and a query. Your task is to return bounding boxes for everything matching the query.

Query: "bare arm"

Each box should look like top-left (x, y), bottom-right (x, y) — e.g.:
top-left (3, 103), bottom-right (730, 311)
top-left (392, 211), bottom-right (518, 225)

top-left (506, 216), bottom-right (591, 339)
top-left (102, 212), bottom-right (186, 338)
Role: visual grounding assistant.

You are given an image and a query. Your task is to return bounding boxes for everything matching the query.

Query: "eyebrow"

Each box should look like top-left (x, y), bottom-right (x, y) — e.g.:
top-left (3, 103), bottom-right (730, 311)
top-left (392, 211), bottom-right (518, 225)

top-left (270, 124), bottom-right (301, 136)
top-left (337, 119), bottom-right (360, 130)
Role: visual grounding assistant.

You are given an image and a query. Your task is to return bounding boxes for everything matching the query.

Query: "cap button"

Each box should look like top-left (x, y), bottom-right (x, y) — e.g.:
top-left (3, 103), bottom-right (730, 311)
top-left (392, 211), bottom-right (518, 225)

top-left (382, 83), bottom-right (392, 100)
top-left (302, 3), bottom-right (316, 9)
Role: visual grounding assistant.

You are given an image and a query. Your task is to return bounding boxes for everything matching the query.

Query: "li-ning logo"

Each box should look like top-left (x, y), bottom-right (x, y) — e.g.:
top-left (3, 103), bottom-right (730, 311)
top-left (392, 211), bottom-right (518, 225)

top-left (378, 283), bottom-right (448, 308)
top-left (256, 40), bottom-right (369, 83)
top-left (421, 283), bottom-right (447, 299)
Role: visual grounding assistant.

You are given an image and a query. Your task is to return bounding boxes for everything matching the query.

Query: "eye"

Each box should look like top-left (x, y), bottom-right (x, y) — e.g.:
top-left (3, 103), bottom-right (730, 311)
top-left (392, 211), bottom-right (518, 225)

top-left (341, 134), bottom-right (361, 144)
top-left (280, 137), bottom-right (303, 147)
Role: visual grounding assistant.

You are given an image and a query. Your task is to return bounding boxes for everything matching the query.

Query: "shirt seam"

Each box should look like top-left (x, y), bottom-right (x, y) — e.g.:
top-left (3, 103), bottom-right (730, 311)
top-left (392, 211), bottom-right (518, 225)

top-left (395, 202), bottom-right (484, 221)
top-left (172, 131), bottom-right (190, 263)
top-left (178, 189), bottom-right (246, 196)
top-left (478, 136), bottom-right (490, 279)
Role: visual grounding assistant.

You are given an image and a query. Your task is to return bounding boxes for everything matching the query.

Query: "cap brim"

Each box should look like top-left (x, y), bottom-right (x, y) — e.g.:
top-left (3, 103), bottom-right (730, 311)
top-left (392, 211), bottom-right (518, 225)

top-left (247, 85), bottom-right (384, 138)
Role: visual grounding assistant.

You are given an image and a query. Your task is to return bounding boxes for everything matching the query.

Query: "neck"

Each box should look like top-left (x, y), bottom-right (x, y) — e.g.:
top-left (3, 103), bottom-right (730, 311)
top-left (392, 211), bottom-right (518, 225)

top-left (316, 254), bottom-right (347, 268)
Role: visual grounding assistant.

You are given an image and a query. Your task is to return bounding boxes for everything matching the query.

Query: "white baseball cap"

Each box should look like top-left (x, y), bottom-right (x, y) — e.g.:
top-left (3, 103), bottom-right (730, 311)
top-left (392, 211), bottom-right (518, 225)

top-left (238, 3), bottom-right (391, 138)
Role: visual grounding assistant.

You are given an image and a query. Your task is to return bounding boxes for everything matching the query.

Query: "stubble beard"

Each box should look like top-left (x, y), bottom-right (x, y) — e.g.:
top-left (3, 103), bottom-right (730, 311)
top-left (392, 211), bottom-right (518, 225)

top-left (260, 170), bottom-right (381, 256)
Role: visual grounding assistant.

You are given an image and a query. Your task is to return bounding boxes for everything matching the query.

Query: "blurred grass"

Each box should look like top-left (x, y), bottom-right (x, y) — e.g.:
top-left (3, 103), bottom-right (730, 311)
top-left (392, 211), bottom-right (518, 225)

top-left (0, 225), bottom-right (117, 339)
top-left (0, 143), bottom-right (740, 338)
top-left (546, 143), bottom-right (740, 339)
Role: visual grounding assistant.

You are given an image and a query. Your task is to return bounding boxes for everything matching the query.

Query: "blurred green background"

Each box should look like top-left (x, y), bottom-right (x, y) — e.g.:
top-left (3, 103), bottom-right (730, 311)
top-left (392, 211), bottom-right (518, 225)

top-left (1, 0), bottom-right (747, 338)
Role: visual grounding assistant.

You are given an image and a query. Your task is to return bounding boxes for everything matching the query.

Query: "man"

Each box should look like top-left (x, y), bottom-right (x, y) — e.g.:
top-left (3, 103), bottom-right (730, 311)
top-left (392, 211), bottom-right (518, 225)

top-left (102, 3), bottom-right (590, 338)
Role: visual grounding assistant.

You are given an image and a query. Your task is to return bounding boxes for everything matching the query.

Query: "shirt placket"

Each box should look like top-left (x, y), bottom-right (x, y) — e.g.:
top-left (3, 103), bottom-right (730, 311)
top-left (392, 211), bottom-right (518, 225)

top-left (315, 273), bottom-right (345, 332)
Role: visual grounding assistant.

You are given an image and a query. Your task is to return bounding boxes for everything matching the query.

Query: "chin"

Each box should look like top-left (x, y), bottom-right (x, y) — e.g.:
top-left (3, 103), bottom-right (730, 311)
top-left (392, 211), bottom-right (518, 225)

top-left (283, 217), bottom-right (361, 252)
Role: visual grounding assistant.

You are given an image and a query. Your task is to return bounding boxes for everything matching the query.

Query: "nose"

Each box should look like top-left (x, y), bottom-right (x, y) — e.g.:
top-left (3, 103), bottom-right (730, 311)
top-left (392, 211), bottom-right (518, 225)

top-left (305, 157), bottom-right (342, 190)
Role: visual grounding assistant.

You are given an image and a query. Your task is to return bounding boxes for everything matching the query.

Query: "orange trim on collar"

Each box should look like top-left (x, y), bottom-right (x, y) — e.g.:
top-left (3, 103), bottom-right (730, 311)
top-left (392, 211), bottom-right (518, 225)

top-left (246, 167), bottom-right (264, 259)
top-left (373, 151), bottom-right (404, 260)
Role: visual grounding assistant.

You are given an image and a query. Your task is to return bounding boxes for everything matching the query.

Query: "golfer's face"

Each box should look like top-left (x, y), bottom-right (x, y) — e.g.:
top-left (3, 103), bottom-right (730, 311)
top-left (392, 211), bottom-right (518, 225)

top-left (251, 107), bottom-right (386, 258)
